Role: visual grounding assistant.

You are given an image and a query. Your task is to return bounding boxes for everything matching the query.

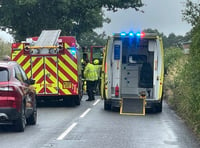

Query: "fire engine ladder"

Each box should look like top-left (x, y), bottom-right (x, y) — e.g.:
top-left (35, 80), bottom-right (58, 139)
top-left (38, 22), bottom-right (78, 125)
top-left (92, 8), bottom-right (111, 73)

top-left (34, 30), bottom-right (61, 47)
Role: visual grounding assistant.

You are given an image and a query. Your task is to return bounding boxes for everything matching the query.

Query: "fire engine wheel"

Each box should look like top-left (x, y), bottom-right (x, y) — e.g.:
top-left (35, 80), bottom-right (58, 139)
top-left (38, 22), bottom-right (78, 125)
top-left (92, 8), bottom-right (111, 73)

top-left (14, 102), bottom-right (26, 132)
top-left (104, 100), bottom-right (111, 110)
top-left (74, 95), bottom-right (81, 105)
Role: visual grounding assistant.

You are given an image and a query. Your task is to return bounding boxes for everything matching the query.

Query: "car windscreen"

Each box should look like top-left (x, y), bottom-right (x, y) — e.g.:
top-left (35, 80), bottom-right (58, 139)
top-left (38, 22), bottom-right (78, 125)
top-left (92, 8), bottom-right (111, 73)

top-left (0, 68), bottom-right (9, 82)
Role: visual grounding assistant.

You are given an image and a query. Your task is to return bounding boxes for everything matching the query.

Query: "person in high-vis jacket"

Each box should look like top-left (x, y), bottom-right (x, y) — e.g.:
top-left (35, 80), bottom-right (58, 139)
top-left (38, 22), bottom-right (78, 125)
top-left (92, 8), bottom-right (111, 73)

top-left (83, 59), bottom-right (98, 101)
top-left (93, 59), bottom-right (102, 94)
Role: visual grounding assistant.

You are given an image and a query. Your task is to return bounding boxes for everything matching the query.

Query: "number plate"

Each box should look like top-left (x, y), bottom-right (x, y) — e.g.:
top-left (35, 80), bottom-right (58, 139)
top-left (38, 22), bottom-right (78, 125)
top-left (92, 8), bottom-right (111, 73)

top-left (63, 81), bottom-right (71, 89)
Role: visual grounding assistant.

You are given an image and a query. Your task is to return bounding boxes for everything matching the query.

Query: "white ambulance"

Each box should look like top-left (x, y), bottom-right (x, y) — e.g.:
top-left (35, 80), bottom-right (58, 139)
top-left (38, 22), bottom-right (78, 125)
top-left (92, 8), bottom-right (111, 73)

top-left (101, 32), bottom-right (164, 115)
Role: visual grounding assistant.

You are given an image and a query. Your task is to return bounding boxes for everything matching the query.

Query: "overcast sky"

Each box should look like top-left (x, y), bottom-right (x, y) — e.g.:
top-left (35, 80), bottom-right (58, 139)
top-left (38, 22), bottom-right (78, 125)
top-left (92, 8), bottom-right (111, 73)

top-left (96, 0), bottom-right (193, 36)
top-left (0, 0), bottom-right (194, 42)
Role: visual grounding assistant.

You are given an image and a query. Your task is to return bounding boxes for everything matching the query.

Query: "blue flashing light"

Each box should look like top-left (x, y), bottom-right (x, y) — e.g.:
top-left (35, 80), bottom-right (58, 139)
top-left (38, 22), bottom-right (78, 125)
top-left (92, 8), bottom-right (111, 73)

top-left (70, 47), bottom-right (76, 55)
top-left (118, 31), bottom-right (145, 38)
top-left (136, 32), bottom-right (141, 37)
top-left (129, 32), bottom-right (134, 37)
top-left (120, 32), bottom-right (126, 37)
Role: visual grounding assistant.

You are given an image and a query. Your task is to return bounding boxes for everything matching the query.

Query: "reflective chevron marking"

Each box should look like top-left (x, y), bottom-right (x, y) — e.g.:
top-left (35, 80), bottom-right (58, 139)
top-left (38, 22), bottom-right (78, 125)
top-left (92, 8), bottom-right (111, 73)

top-left (12, 42), bottom-right (79, 96)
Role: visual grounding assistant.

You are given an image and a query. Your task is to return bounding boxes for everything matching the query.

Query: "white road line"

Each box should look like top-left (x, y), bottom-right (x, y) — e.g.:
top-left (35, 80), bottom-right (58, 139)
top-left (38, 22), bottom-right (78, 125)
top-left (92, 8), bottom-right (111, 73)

top-left (93, 99), bottom-right (100, 106)
top-left (80, 108), bottom-right (91, 118)
top-left (57, 122), bottom-right (77, 140)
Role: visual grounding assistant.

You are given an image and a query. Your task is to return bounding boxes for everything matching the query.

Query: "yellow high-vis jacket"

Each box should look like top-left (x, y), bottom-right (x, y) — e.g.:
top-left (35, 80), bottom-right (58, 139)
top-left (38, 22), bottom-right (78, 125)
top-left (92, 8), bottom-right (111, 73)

top-left (84, 63), bottom-right (98, 81)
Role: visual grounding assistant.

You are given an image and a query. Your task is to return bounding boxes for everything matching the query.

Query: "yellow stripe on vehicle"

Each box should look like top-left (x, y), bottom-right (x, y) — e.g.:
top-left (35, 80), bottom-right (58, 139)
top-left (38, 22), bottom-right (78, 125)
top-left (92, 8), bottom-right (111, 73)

top-left (59, 58), bottom-right (77, 82)
top-left (45, 57), bottom-right (58, 94)
top-left (61, 54), bottom-right (77, 71)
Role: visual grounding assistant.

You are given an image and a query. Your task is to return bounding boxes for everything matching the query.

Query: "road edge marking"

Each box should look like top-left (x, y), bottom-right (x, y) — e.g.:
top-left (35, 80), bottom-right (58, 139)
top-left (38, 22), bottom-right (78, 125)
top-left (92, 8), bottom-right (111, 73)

top-left (80, 108), bottom-right (91, 118)
top-left (57, 122), bottom-right (77, 140)
top-left (93, 99), bottom-right (100, 106)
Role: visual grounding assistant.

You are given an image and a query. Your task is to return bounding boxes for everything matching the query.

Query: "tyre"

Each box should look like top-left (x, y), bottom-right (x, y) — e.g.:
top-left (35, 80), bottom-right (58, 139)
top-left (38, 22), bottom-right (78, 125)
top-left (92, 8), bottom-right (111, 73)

top-left (104, 100), bottom-right (111, 110)
top-left (27, 101), bottom-right (37, 125)
top-left (14, 103), bottom-right (26, 132)
top-left (156, 99), bottom-right (163, 113)
top-left (74, 95), bottom-right (81, 106)
top-left (75, 84), bottom-right (83, 106)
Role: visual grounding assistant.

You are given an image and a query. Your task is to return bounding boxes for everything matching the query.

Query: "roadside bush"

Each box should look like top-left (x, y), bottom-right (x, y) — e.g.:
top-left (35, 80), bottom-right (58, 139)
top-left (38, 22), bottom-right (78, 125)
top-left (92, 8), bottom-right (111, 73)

top-left (164, 47), bottom-right (184, 74)
top-left (0, 41), bottom-right (11, 57)
top-left (164, 21), bottom-right (200, 138)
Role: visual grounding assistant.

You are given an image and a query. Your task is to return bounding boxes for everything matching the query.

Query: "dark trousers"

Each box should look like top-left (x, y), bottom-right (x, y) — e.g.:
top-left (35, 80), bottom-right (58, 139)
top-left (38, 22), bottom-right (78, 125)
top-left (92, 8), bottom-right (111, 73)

top-left (94, 79), bottom-right (101, 95)
top-left (86, 80), bottom-right (96, 100)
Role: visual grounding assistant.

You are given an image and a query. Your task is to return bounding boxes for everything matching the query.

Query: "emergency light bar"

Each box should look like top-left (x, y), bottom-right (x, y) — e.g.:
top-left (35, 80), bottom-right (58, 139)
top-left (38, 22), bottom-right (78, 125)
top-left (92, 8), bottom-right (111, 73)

top-left (118, 32), bottom-right (145, 38)
top-left (113, 32), bottom-right (158, 39)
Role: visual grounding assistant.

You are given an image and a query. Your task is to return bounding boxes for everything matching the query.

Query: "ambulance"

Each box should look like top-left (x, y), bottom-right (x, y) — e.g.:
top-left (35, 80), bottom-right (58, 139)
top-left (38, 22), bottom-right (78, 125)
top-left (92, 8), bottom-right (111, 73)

top-left (101, 32), bottom-right (164, 115)
top-left (11, 30), bottom-right (82, 106)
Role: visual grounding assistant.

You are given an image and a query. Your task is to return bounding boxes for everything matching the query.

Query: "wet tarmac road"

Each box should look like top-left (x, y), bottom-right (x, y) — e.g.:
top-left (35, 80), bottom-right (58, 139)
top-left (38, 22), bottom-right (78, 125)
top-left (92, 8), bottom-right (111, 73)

top-left (0, 95), bottom-right (199, 148)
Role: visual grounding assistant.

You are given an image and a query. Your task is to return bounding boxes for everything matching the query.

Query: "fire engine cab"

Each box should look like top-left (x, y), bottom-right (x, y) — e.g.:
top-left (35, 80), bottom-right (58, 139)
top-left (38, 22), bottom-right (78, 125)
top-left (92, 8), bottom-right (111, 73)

top-left (11, 30), bottom-right (82, 106)
top-left (101, 32), bottom-right (164, 115)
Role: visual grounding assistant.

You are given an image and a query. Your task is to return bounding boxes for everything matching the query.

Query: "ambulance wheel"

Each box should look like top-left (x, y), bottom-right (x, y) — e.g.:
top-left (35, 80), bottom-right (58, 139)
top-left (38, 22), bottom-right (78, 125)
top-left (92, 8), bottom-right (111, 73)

top-left (104, 100), bottom-right (111, 110)
top-left (156, 99), bottom-right (163, 113)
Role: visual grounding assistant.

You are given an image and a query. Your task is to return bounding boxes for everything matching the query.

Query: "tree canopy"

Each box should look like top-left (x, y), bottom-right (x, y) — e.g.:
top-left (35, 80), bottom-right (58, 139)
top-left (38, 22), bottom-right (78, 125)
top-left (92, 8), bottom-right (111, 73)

top-left (182, 0), bottom-right (200, 26)
top-left (143, 28), bottom-right (191, 49)
top-left (0, 0), bottom-right (143, 41)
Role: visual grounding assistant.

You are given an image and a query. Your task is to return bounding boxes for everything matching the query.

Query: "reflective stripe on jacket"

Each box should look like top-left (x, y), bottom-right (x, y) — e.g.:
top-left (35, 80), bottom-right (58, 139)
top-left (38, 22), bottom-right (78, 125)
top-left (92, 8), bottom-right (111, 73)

top-left (84, 63), bottom-right (98, 81)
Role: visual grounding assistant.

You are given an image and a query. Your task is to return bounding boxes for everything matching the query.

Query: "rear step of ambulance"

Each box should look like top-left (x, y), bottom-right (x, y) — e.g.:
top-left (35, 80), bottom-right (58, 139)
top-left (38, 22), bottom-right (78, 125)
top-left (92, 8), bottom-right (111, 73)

top-left (120, 95), bottom-right (146, 115)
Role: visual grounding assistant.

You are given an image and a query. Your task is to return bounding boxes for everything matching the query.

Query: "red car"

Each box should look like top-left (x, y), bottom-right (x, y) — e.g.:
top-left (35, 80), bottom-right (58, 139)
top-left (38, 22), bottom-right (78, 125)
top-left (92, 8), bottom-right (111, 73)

top-left (0, 60), bottom-right (37, 132)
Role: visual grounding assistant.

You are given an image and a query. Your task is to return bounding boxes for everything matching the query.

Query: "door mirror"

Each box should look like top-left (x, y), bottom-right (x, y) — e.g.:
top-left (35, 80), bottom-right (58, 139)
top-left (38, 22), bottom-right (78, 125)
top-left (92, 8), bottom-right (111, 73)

top-left (25, 78), bottom-right (35, 85)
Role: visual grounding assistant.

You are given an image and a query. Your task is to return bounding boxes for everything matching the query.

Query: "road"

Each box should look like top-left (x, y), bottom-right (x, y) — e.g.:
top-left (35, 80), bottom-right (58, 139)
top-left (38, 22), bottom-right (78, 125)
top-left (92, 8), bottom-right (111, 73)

top-left (0, 95), bottom-right (199, 148)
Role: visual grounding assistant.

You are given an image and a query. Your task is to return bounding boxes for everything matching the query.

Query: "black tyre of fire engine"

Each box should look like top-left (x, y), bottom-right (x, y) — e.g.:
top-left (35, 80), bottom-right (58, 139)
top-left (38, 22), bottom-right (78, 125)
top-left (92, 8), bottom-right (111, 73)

top-left (104, 100), bottom-right (111, 110)
top-left (74, 95), bottom-right (81, 105)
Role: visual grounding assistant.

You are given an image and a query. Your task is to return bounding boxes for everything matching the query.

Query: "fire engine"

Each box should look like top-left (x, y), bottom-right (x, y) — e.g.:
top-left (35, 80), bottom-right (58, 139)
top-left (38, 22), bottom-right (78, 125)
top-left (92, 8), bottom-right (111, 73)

top-left (101, 32), bottom-right (164, 115)
top-left (11, 30), bottom-right (82, 105)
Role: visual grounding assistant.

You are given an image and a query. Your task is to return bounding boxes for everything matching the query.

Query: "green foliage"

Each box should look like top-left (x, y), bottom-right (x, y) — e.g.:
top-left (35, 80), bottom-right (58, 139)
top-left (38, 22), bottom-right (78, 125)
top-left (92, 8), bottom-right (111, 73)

top-left (78, 31), bottom-right (106, 47)
top-left (143, 28), bottom-right (191, 48)
top-left (0, 0), bottom-right (143, 41)
top-left (0, 41), bottom-right (11, 56)
top-left (182, 0), bottom-right (200, 26)
top-left (164, 47), bottom-right (184, 73)
top-left (165, 20), bottom-right (200, 137)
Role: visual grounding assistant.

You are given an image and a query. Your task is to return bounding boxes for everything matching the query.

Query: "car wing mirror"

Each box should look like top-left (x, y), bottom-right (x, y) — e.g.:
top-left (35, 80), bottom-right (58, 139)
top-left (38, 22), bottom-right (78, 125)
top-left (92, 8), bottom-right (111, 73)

top-left (29, 78), bottom-right (35, 85)
top-left (25, 78), bottom-right (35, 85)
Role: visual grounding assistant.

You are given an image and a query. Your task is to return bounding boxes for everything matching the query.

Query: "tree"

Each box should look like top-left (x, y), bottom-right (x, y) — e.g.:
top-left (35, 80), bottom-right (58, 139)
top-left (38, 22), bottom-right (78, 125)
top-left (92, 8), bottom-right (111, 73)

top-left (142, 28), bottom-right (189, 48)
top-left (182, 0), bottom-right (200, 26)
top-left (79, 31), bottom-right (107, 47)
top-left (0, 0), bottom-right (143, 41)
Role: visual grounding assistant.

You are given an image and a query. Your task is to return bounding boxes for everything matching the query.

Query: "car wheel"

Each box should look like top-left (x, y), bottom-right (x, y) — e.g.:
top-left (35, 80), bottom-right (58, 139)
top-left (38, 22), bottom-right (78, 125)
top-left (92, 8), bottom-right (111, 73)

top-left (27, 101), bottom-right (37, 125)
top-left (14, 103), bottom-right (26, 132)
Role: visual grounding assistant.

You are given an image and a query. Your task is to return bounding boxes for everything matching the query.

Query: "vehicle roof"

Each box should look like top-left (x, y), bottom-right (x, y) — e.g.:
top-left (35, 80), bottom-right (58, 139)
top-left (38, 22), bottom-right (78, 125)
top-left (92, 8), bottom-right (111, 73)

top-left (0, 61), bottom-right (18, 68)
top-left (112, 33), bottom-right (159, 39)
